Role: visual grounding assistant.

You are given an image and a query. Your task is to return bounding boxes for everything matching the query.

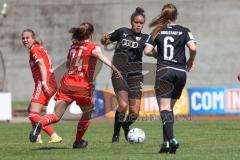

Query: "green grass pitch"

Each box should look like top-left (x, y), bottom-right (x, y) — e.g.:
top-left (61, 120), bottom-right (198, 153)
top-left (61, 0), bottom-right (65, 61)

top-left (0, 120), bottom-right (240, 160)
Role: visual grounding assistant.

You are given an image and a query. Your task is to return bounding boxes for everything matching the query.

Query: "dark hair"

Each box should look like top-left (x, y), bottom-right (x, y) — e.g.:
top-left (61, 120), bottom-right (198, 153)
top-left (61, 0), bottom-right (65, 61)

top-left (22, 29), bottom-right (41, 44)
top-left (69, 22), bottom-right (94, 43)
top-left (149, 4), bottom-right (178, 39)
top-left (130, 7), bottom-right (145, 23)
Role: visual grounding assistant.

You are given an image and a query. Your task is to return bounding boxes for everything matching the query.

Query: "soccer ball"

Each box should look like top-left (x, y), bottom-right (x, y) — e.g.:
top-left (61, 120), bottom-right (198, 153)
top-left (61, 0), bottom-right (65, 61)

top-left (127, 128), bottom-right (145, 143)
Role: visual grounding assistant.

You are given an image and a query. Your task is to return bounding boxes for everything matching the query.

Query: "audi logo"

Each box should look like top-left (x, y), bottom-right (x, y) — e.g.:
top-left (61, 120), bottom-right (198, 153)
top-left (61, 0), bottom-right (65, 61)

top-left (121, 39), bottom-right (139, 48)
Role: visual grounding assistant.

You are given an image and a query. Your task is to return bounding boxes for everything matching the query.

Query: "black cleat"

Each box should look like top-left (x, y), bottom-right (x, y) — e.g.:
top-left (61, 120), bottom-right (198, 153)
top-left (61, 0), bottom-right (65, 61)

top-left (158, 141), bottom-right (170, 153)
top-left (169, 139), bottom-right (180, 154)
top-left (73, 139), bottom-right (88, 149)
top-left (29, 122), bottom-right (42, 143)
top-left (112, 135), bottom-right (119, 143)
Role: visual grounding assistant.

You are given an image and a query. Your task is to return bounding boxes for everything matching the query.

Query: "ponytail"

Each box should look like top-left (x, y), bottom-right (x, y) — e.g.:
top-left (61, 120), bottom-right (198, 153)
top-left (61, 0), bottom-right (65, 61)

top-left (149, 4), bottom-right (178, 39)
top-left (69, 22), bottom-right (94, 43)
top-left (131, 7), bottom-right (145, 23)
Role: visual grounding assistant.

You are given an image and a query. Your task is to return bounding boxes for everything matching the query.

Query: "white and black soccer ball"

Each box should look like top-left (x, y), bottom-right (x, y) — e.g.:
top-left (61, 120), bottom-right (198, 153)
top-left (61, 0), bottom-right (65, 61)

top-left (127, 128), bottom-right (145, 143)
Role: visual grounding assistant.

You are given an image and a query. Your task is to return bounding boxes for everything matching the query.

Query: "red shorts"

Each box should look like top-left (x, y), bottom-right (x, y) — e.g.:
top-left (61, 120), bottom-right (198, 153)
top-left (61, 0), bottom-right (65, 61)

top-left (31, 80), bottom-right (57, 106)
top-left (54, 74), bottom-right (93, 106)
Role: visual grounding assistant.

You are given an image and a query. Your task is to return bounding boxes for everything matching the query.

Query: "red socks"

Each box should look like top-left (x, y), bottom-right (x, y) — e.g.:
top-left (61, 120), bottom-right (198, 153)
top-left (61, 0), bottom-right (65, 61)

top-left (75, 120), bottom-right (90, 144)
top-left (41, 114), bottom-right (60, 126)
top-left (28, 112), bottom-right (55, 136)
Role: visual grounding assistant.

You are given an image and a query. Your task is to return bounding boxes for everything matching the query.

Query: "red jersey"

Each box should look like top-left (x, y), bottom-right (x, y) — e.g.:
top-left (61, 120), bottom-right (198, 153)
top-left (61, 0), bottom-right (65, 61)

top-left (55, 41), bottom-right (99, 106)
top-left (65, 41), bottom-right (98, 89)
top-left (29, 44), bottom-right (54, 83)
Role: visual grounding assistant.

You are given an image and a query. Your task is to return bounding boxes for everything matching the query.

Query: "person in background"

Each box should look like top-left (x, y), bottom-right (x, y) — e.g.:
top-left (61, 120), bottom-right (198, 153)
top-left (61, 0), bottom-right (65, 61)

top-left (22, 29), bottom-right (62, 144)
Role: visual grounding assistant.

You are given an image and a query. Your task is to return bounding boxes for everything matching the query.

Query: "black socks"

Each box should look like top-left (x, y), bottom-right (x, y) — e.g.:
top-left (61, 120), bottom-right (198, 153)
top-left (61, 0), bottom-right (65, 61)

top-left (160, 110), bottom-right (174, 141)
top-left (113, 110), bottom-right (125, 137)
top-left (123, 113), bottom-right (138, 129)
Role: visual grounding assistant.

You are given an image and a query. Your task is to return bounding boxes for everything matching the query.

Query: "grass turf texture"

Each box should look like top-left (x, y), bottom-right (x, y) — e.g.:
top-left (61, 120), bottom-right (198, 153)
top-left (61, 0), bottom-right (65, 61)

top-left (0, 120), bottom-right (240, 160)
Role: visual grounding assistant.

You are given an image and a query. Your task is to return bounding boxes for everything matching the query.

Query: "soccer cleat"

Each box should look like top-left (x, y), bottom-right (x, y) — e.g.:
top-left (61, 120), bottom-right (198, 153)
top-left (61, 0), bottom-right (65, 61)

top-left (29, 122), bottom-right (42, 143)
top-left (73, 139), bottom-right (88, 149)
top-left (122, 124), bottom-right (130, 141)
top-left (158, 141), bottom-right (169, 153)
top-left (112, 135), bottom-right (119, 143)
top-left (169, 139), bottom-right (180, 154)
top-left (48, 135), bottom-right (63, 143)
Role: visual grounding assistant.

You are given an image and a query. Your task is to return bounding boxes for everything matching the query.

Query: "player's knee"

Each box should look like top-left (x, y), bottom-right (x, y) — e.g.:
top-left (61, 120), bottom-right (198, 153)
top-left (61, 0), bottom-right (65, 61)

top-left (28, 112), bottom-right (38, 118)
top-left (118, 103), bottom-right (128, 112)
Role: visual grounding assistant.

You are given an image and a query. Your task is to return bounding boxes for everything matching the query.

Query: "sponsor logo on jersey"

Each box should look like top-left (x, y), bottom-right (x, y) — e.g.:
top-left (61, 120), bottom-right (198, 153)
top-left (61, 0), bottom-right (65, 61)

top-left (123, 33), bottom-right (128, 37)
top-left (136, 36), bottom-right (141, 41)
top-left (121, 39), bottom-right (138, 48)
top-left (161, 31), bottom-right (183, 35)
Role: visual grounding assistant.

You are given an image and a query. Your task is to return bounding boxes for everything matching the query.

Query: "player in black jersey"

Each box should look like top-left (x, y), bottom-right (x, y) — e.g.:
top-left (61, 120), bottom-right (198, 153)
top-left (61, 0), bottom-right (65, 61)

top-left (101, 7), bottom-right (149, 143)
top-left (144, 4), bottom-right (197, 153)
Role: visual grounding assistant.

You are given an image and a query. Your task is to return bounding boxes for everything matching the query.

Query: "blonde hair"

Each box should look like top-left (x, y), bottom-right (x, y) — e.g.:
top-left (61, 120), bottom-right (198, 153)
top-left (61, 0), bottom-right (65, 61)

top-left (149, 4), bottom-right (178, 39)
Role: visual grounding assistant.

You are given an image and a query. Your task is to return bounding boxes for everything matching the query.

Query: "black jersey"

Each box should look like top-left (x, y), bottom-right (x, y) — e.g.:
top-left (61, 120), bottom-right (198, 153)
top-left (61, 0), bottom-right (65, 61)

top-left (146, 25), bottom-right (196, 70)
top-left (109, 27), bottom-right (149, 66)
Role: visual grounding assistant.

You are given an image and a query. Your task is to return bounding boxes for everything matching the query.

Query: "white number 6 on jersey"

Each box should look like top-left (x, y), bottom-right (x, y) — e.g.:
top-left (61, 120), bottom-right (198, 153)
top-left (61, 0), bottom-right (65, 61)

top-left (164, 36), bottom-right (174, 60)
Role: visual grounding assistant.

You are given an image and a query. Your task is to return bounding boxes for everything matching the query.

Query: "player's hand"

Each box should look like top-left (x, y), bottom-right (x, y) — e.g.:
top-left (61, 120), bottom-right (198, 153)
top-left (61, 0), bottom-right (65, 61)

top-left (101, 33), bottom-right (111, 45)
top-left (186, 59), bottom-right (194, 72)
top-left (42, 82), bottom-right (51, 96)
top-left (103, 33), bottom-right (110, 40)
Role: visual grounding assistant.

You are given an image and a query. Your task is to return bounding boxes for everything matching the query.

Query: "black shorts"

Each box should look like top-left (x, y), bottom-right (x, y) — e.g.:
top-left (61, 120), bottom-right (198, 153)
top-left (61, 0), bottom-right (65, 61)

top-left (112, 73), bottom-right (143, 99)
top-left (154, 67), bottom-right (186, 99)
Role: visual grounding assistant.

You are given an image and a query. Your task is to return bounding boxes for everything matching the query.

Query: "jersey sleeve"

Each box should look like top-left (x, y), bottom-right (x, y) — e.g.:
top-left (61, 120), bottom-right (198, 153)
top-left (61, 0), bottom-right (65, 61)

top-left (145, 34), bottom-right (156, 47)
top-left (30, 46), bottom-right (44, 63)
top-left (184, 28), bottom-right (197, 44)
top-left (108, 28), bottom-right (122, 42)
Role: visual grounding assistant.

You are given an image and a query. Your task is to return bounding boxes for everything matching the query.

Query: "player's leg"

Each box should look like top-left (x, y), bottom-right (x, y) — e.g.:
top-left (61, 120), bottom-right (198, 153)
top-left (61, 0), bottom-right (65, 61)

top-left (73, 104), bottom-right (93, 149)
top-left (164, 70), bottom-right (186, 154)
top-left (29, 100), bottom-right (71, 142)
top-left (111, 75), bottom-right (129, 143)
top-left (28, 102), bottom-right (61, 143)
top-left (157, 98), bottom-right (178, 153)
top-left (28, 102), bottom-right (44, 143)
top-left (29, 81), bottom-right (62, 143)
top-left (122, 98), bottom-right (141, 141)
top-left (122, 75), bottom-right (142, 141)
top-left (112, 90), bottom-right (129, 143)
top-left (154, 68), bottom-right (176, 153)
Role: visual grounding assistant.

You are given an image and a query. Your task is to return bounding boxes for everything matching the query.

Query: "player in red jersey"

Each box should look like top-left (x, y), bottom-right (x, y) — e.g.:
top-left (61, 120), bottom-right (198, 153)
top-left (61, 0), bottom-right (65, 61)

top-left (29, 22), bottom-right (122, 148)
top-left (22, 29), bottom-right (62, 144)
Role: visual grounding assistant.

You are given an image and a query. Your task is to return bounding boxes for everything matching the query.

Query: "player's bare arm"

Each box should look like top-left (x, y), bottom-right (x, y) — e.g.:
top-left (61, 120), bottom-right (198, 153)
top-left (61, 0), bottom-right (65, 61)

top-left (144, 43), bottom-right (154, 56)
top-left (186, 42), bottom-right (197, 72)
top-left (37, 60), bottom-right (51, 95)
top-left (93, 46), bottom-right (123, 79)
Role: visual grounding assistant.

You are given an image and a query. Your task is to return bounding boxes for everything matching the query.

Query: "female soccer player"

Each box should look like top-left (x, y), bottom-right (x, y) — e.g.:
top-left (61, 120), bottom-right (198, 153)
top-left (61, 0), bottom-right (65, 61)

top-left (144, 4), bottom-right (197, 153)
top-left (101, 7), bottom-right (149, 143)
top-left (29, 22), bottom-right (122, 148)
top-left (22, 29), bottom-right (62, 144)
